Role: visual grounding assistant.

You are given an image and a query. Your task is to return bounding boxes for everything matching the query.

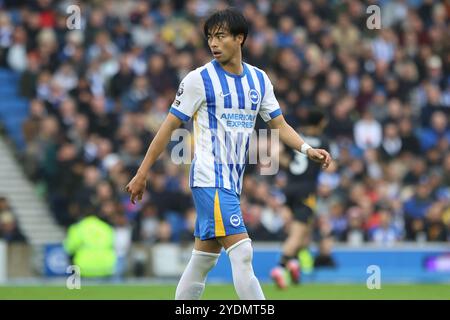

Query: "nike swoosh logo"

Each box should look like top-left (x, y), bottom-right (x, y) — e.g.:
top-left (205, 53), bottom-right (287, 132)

top-left (220, 92), bottom-right (231, 97)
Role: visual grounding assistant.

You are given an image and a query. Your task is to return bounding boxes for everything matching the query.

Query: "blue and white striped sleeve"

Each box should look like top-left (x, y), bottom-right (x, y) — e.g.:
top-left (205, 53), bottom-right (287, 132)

top-left (258, 71), bottom-right (282, 122)
top-left (169, 70), bottom-right (203, 122)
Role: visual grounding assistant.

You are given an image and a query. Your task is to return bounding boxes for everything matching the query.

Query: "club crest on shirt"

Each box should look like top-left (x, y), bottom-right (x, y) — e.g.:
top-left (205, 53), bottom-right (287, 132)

top-left (248, 89), bottom-right (261, 105)
top-left (230, 214), bottom-right (241, 227)
top-left (176, 82), bottom-right (184, 97)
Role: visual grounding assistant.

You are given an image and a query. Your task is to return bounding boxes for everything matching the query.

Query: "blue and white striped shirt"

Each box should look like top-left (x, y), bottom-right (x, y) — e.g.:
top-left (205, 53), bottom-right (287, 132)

top-left (169, 60), bottom-right (282, 194)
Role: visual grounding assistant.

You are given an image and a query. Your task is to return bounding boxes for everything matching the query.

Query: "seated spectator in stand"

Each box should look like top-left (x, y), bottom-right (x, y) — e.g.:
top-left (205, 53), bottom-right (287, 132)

top-left (0, 197), bottom-right (9, 216)
top-left (354, 110), bottom-right (382, 151)
top-left (329, 200), bottom-right (348, 241)
top-left (0, 211), bottom-right (27, 243)
top-left (403, 157), bottom-right (427, 186)
top-left (443, 153), bottom-right (450, 188)
top-left (0, 197), bottom-right (26, 243)
top-left (178, 207), bottom-right (196, 245)
top-left (398, 117), bottom-right (421, 156)
top-left (419, 111), bottom-right (450, 152)
top-left (244, 203), bottom-right (277, 242)
top-left (403, 178), bottom-right (434, 241)
top-left (370, 209), bottom-right (400, 246)
top-left (343, 206), bottom-right (368, 246)
top-left (138, 201), bottom-right (160, 243)
top-left (379, 122), bottom-right (402, 160)
top-left (424, 202), bottom-right (448, 242)
top-left (121, 75), bottom-right (154, 112)
top-left (112, 211), bottom-right (132, 280)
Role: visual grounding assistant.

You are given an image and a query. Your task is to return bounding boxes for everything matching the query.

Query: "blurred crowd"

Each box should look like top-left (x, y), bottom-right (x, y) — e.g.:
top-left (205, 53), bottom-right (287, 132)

top-left (0, 0), bottom-right (449, 248)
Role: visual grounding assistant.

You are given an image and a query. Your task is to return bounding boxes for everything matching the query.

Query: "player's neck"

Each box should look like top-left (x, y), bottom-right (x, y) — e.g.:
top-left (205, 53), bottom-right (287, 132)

top-left (219, 53), bottom-right (243, 76)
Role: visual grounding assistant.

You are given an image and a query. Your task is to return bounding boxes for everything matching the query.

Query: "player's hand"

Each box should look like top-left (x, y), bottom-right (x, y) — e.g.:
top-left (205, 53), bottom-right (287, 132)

top-left (125, 172), bottom-right (147, 205)
top-left (306, 148), bottom-right (331, 169)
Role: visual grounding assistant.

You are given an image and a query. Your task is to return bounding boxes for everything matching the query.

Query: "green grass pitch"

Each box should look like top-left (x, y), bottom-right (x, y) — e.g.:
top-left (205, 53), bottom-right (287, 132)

top-left (0, 283), bottom-right (449, 300)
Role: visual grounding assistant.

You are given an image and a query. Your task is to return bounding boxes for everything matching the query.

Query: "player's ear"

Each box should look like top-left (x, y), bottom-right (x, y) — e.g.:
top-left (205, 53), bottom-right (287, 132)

top-left (236, 34), bottom-right (244, 45)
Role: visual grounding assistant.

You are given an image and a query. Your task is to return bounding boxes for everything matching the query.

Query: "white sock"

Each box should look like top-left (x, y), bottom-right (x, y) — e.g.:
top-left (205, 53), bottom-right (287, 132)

top-left (227, 239), bottom-right (265, 300)
top-left (175, 249), bottom-right (220, 300)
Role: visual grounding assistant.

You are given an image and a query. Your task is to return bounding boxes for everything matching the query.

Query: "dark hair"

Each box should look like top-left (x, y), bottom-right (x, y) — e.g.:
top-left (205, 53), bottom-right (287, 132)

top-left (307, 110), bottom-right (326, 126)
top-left (203, 8), bottom-right (249, 47)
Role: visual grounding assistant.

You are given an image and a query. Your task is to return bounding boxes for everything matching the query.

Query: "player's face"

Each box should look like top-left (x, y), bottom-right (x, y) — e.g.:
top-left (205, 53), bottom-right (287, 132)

top-left (207, 26), bottom-right (242, 64)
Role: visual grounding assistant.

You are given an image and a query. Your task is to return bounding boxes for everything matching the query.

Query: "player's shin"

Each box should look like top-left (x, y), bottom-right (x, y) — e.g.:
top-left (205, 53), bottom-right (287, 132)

top-left (227, 238), bottom-right (265, 300)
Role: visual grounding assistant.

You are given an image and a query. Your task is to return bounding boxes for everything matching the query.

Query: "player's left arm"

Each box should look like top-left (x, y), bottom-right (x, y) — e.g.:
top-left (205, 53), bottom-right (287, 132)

top-left (268, 114), bottom-right (331, 169)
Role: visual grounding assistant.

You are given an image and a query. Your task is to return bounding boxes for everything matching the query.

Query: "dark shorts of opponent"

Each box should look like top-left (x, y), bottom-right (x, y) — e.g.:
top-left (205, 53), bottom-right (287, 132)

top-left (285, 188), bottom-right (316, 224)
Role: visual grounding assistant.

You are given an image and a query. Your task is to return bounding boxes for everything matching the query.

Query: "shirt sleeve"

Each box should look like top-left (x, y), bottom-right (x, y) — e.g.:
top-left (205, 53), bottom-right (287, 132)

top-left (258, 71), bottom-right (282, 122)
top-left (169, 70), bottom-right (204, 122)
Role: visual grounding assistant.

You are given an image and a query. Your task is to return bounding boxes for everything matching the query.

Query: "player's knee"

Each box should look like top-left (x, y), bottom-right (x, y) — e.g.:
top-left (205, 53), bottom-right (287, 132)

top-left (192, 250), bottom-right (220, 272)
top-left (227, 239), bottom-right (253, 265)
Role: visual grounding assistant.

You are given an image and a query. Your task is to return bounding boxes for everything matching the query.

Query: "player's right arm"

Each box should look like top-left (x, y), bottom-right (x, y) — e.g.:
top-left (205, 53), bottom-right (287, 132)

top-left (126, 113), bottom-right (182, 204)
top-left (126, 70), bottom-right (203, 204)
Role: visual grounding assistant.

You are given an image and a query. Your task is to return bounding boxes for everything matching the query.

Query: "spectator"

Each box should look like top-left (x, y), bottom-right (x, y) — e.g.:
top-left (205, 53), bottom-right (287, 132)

top-left (121, 75), bottom-right (154, 112)
top-left (425, 202), bottom-right (448, 242)
top-left (64, 210), bottom-right (116, 278)
top-left (112, 211), bottom-right (132, 279)
top-left (344, 206), bottom-right (367, 246)
top-left (0, 197), bottom-right (26, 243)
top-left (328, 200), bottom-right (347, 241)
top-left (399, 117), bottom-right (421, 155)
top-left (403, 157), bottom-right (427, 186)
top-left (243, 203), bottom-right (275, 241)
top-left (109, 54), bottom-right (135, 100)
top-left (325, 96), bottom-right (355, 142)
top-left (370, 209), bottom-right (401, 246)
top-left (379, 122), bottom-right (402, 160)
top-left (443, 153), bottom-right (450, 188)
top-left (7, 26), bottom-right (27, 72)
top-left (403, 179), bottom-right (434, 241)
top-left (0, 211), bottom-right (27, 243)
top-left (331, 13), bottom-right (359, 52)
top-left (354, 111), bottom-right (382, 151)
top-left (419, 111), bottom-right (450, 152)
